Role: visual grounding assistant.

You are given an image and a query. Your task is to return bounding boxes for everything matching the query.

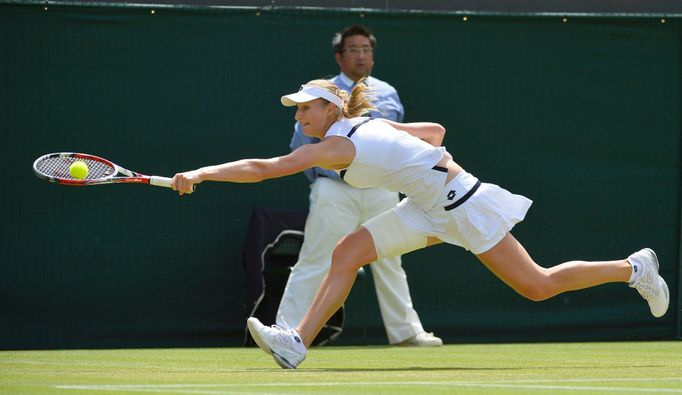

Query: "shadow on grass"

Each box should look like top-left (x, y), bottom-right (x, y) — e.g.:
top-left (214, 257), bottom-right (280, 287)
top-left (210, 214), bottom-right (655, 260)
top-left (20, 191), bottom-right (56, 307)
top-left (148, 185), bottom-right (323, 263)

top-left (298, 364), bottom-right (667, 372)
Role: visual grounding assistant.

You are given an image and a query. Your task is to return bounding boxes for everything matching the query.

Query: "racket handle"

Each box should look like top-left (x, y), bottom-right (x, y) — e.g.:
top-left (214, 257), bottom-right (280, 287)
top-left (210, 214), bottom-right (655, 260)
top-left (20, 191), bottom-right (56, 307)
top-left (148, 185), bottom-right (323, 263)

top-left (150, 176), bottom-right (197, 191)
top-left (150, 176), bottom-right (173, 188)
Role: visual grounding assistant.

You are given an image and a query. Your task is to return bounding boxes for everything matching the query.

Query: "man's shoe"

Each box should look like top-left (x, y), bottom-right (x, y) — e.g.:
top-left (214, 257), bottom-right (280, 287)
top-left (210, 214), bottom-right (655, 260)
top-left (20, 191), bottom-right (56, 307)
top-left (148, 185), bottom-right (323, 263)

top-left (628, 248), bottom-right (669, 318)
top-left (247, 317), bottom-right (307, 369)
top-left (399, 331), bottom-right (443, 347)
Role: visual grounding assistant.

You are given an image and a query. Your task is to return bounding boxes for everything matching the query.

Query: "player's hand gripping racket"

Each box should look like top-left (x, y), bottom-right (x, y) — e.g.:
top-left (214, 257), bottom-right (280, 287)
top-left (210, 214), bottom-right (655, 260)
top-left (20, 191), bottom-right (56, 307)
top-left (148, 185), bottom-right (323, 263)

top-left (32, 152), bottom-right (186, 189)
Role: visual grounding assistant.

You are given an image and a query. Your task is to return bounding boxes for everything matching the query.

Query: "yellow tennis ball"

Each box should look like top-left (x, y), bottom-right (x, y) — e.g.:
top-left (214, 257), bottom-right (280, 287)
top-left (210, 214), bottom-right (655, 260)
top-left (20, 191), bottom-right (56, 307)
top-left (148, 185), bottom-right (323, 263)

top-left (69, 160), bottom-right (89, 180)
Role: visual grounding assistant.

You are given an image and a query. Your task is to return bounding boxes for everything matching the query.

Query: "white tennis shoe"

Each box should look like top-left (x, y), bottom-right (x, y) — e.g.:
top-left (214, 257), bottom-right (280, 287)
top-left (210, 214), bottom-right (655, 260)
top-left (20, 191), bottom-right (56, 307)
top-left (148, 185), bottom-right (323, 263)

top-left (628, 248), bottom-right (669, 318)
top-left (247, 317), bottom-right (307, 369)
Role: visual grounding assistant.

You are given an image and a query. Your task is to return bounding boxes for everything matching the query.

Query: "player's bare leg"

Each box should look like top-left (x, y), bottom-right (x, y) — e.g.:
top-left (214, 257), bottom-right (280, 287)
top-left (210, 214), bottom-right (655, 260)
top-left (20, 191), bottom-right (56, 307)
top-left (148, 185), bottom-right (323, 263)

top-left (296, 226), bottom-right (378, 347)
top-left (476, 233), bottom-right (630, 301)
top-left (475, 233), bottom-right (668, 316)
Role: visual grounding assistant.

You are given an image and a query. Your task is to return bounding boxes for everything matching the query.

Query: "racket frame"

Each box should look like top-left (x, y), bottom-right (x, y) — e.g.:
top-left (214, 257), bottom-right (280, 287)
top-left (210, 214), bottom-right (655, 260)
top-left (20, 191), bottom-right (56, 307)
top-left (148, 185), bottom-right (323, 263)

top-left (32, 152), bottom-right (173, 188)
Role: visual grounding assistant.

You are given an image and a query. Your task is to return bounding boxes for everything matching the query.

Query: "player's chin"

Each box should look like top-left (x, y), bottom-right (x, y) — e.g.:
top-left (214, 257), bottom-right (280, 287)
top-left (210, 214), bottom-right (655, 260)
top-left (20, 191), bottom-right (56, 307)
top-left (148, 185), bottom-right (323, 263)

top-left (301, 127), bottom-right (318, 137)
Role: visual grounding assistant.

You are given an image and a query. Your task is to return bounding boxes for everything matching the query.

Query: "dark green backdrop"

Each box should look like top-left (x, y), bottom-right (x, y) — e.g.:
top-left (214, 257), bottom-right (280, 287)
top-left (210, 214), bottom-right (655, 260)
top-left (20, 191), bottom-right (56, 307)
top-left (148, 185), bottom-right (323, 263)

top-left (1, 2), bottom-right (680, 349)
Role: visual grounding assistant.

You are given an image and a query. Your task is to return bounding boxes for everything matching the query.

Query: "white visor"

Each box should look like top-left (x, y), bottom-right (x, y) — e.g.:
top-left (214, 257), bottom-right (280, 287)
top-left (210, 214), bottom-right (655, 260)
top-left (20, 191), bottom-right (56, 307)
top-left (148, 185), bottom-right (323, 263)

top-left (281, 85), bottom-right (343, 108)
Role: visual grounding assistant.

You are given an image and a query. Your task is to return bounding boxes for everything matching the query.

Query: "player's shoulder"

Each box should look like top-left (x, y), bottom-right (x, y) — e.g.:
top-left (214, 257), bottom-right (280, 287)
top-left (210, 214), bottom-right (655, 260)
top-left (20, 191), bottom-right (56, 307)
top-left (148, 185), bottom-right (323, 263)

top-left (325, 117), bottom-right (369, 137)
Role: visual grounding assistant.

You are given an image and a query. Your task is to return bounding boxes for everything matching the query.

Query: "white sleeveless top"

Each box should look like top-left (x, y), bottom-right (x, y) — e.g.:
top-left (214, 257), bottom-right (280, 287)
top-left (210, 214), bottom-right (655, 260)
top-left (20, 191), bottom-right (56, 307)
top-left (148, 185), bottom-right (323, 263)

top-left (324, 117), bottom-right (447, 209)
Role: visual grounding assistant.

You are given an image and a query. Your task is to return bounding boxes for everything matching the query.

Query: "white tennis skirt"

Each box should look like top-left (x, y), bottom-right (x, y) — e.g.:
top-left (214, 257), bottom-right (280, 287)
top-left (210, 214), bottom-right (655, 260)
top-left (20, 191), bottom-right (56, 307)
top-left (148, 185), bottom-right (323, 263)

top-left (393, 171), bottom-right (533, 254)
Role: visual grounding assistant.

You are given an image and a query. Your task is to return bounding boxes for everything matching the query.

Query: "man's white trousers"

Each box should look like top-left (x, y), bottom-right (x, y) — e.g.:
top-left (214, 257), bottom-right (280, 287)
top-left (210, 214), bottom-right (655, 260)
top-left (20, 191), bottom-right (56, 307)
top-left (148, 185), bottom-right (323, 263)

top-left (276, 178), bottom-right (424, 344)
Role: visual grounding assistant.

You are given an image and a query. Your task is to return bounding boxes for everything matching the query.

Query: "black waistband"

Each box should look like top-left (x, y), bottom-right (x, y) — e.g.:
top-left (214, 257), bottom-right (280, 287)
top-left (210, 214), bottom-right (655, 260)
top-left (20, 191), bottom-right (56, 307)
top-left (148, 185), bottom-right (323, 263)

top-left (444, 180), bottom-right (481, 211)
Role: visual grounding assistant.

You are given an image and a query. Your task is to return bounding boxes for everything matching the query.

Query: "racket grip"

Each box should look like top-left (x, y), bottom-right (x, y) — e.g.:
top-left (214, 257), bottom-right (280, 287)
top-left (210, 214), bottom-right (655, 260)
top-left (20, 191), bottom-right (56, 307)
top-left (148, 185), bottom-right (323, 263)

top-left (150, 176), bottom-right (173, 188)
top-left (150, 176), bottom-right (196, 191)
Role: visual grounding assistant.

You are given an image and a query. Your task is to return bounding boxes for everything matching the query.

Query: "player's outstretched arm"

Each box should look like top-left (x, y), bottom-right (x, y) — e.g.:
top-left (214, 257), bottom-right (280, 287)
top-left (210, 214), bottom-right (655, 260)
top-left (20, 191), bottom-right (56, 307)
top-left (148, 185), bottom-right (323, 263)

top-left (171, 137), bottom-right (353, 195)
top-left (380, 119), bottom-right (446, 147)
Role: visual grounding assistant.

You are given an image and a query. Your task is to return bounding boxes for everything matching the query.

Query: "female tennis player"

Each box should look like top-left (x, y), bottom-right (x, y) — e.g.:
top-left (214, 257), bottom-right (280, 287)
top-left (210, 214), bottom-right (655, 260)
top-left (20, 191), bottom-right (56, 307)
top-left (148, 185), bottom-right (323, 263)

top-left (171, 79), bottom-right (669, 369)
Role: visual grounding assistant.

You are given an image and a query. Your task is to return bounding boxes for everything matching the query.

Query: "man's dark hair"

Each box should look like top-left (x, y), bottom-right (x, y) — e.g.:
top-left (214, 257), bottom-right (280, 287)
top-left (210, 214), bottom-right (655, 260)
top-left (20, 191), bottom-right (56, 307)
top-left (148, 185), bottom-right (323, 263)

top-left (332, 25), bottom-right (377, 53)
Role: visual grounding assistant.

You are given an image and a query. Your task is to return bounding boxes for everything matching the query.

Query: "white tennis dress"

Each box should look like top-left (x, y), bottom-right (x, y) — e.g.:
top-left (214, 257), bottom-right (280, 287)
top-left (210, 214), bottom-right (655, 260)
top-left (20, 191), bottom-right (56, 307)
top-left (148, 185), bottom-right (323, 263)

top-left (325, 117), bottom-right (533, 255)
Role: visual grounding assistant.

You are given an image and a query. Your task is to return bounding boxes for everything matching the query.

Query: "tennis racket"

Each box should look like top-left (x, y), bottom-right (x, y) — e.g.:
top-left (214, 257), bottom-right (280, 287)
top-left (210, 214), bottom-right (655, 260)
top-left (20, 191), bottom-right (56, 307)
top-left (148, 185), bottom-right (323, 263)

top-left (33, 152), bottom-right (177, 189)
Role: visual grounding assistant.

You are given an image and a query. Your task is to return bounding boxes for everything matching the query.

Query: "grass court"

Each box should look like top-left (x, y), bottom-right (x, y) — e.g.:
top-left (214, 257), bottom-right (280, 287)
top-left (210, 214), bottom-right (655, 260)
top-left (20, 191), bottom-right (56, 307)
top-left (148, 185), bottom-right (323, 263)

top-left (2, 342), bottom-right (682, 394)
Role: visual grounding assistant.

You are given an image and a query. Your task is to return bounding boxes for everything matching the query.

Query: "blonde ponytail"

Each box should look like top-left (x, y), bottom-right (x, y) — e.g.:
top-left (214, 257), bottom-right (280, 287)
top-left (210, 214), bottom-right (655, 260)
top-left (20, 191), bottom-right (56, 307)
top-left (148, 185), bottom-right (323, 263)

top-left (303, 78), bottom-right (376, 119)
top-left (343, 78), bottom-right (376, 118)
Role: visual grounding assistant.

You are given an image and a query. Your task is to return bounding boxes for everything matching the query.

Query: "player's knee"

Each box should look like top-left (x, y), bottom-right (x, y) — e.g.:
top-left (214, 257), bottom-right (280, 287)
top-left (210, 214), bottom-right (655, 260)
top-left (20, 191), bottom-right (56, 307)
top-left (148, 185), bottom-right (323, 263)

top-left (330, 236), bottom-right (365, 274)
top-left (516, 277), bottom-right (558, 301)
top-left (518, 286), bottom-right (552, 302)
top-left (513, 270), bottom-right (558, 301)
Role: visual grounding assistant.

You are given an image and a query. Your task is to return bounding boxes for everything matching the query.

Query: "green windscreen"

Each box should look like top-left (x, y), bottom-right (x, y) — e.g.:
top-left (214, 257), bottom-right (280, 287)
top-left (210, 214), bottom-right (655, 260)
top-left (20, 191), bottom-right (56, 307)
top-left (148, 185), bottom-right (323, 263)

top-left (1, 3), bottom-right (679, 348)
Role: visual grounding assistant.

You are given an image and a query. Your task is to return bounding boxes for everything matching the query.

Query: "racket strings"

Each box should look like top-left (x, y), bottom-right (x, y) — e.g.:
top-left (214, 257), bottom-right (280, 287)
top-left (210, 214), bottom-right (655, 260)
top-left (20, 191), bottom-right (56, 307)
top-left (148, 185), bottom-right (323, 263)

top-left (36, 157), bottom-right (114, 180)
